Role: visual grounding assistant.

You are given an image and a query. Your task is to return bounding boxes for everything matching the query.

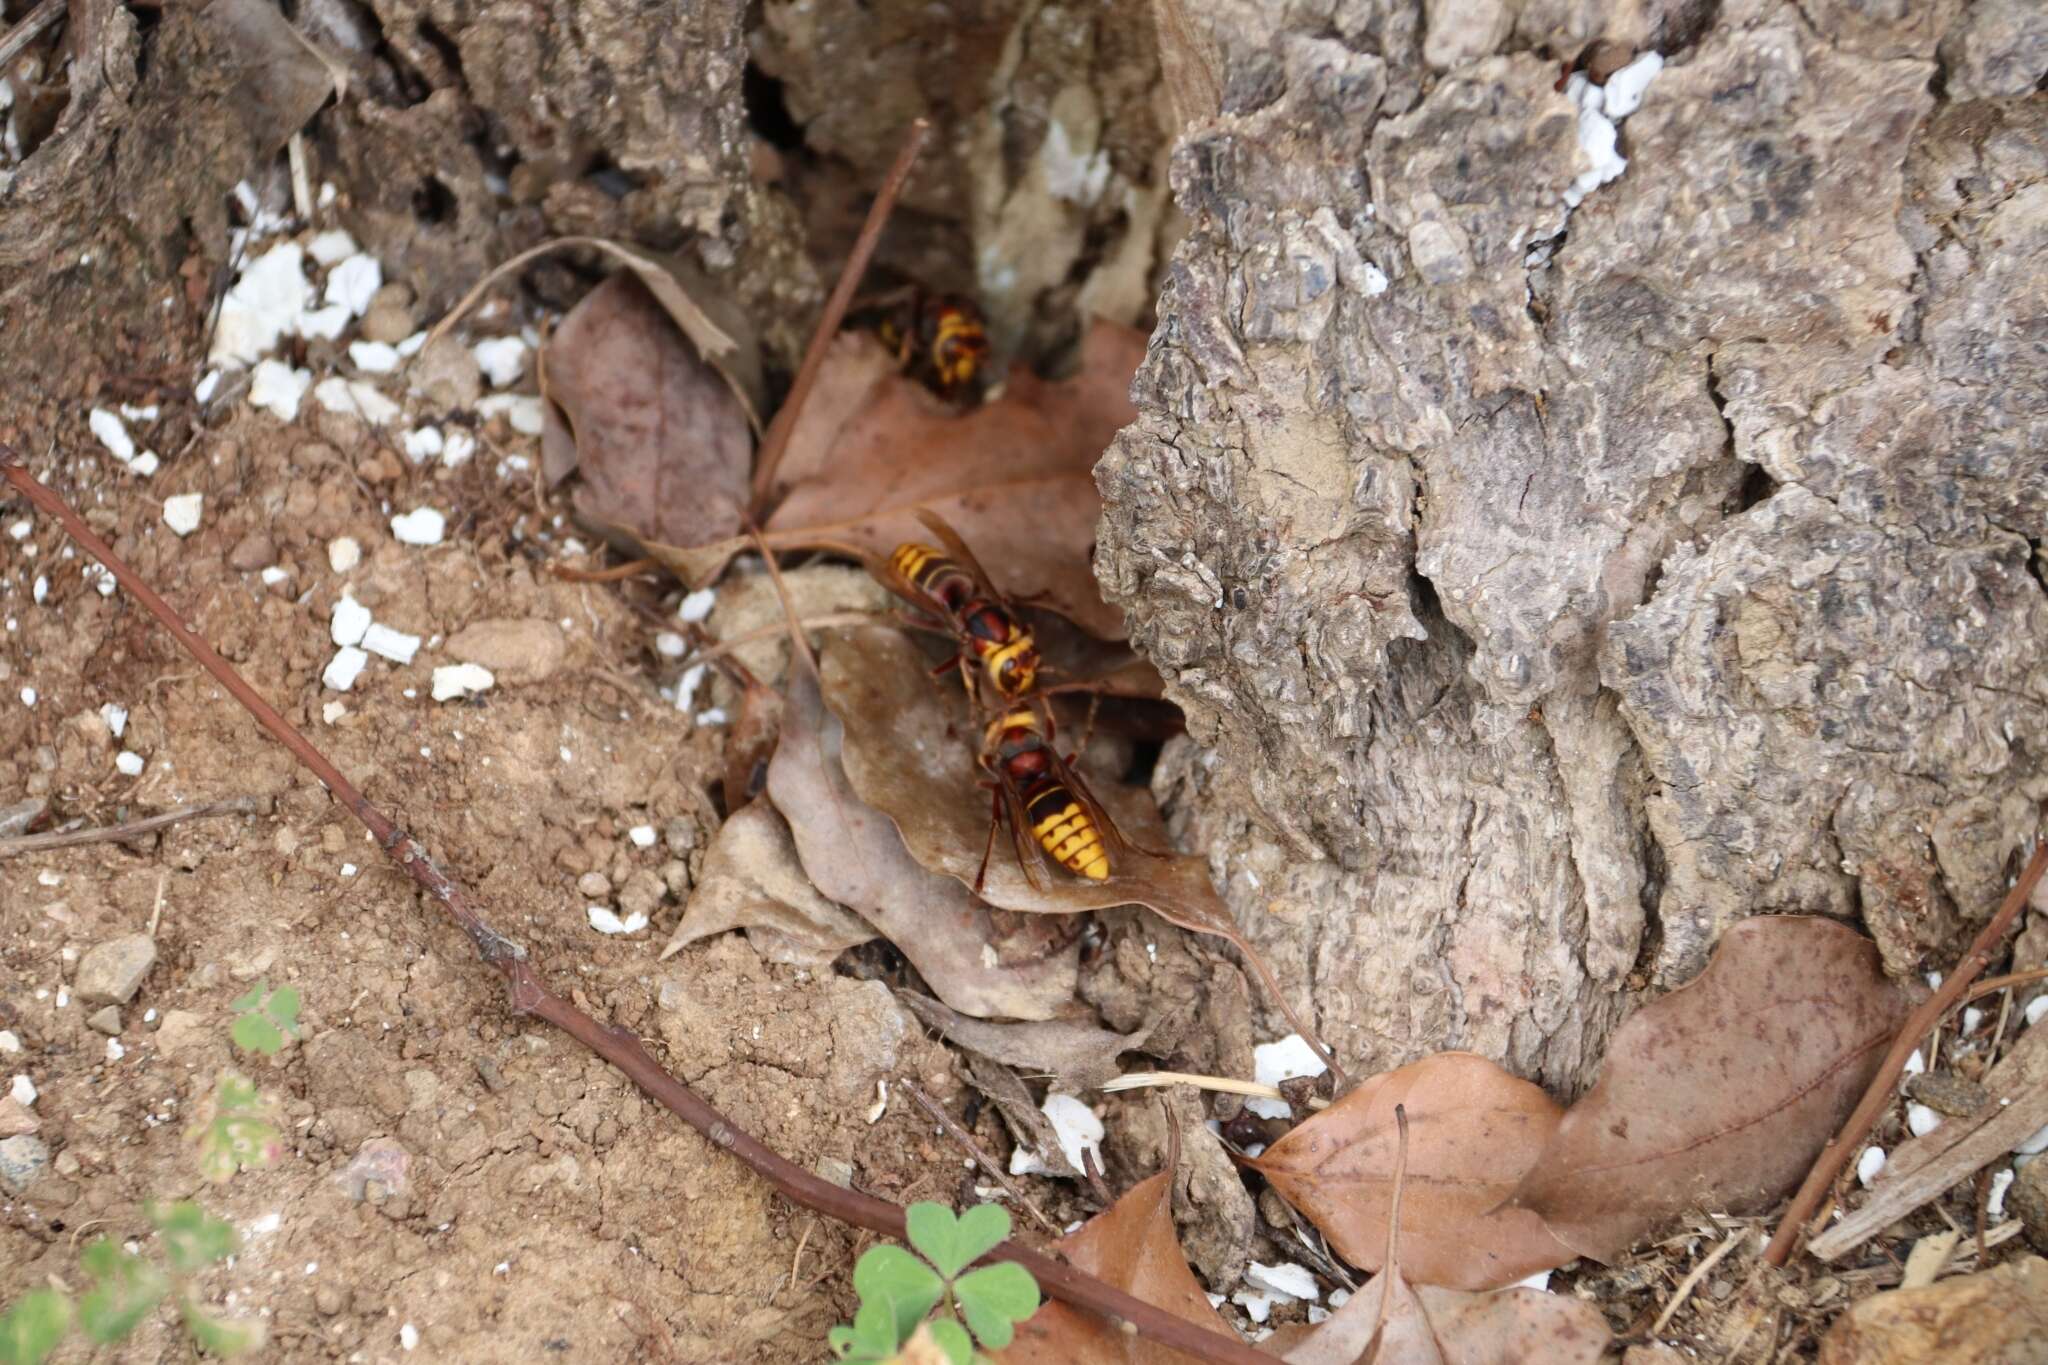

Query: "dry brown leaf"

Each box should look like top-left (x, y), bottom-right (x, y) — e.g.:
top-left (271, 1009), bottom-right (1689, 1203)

top-left (660, 799), bottom-right (872, 968)
top-left (965, 1053), bottom-right (1081, 1180)
top-left (1511, 916), bottom-right (1915, 1263)
top-left (542, 273), bottom-right (752, 549)
top-left (897, 993), bottom-right (1154, 1093)
top-left (1275, 1271), bottom-right (1613, 1365)
top-left (766, 669), bottom-right (1080, 1021)
top-left (1252, 1054), bottom-right (1575, 1291)
top-left (995, 1170), bottom-right (1243, 1364)
top-left (818, 626), bottom-right (1320, 1045)
top-left (646, 321), bottom-right (1144, 639)
top-left (208, 0), bottom-right (346, 155)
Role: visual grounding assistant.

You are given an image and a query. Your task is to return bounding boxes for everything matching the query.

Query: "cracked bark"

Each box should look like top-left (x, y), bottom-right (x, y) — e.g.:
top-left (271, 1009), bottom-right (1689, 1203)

top-left (1099, 0), bottom-right (2048, 1092)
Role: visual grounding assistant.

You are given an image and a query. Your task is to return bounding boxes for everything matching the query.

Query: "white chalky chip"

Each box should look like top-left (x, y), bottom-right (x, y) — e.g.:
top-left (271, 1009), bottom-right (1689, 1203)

top-left (325, 253), bottom-right (383, 316)
top-left (162, 494), bottom-right (204, 536)
top-left (100, 703), bottom-right (128, 738)
top-left (89, 408), bottom-right (136, 461)
top-left (260, 566), bottom-right (290, 586)
top-left (441, 430), bottom-right (477, 466)
top-left (1248, 1034), bottom-right (1328, 1119)
top-left (349, 340), bottom-right (401, 373)
top-left (678, 588), bottom-right (716, 622)
top-left (313, 377), bottom-right (402, 426)
top-left (1906, 1103), bottom-right (1942, 1138)
top-left (1008, 1093), bottom-right (1103, 1177)
top-left (390, 507), bottom-right (446, 546)
top-left (307, 229), bottom-right (358, 267)
top-left (8, 1075), bottom-right (35, 1106)
top-left (362, 623), bottom-right (420, 664)
top-left (588, 906), bottom-right (649, 935)
top-left (1856, 1146), bottom-right (1886, 1187)
top-left (629, 825), bottom-right (657, 848)
top-left (402, 427), bottom-right (444, 461)
top-left (115, 751), bottom-right (144, 776)
top-left (296, 304), bottom-right (352, 341)
top-left (328, 536), bottom-right (362, 573)
top-left (330, 595), bottom-right (372, 646)
top-left (249, 359), bottom-right (312, 421)
top-left (431, 663), bottom-right (494, 700)
top-left (473, 336), bottom-right (529, 388)
top-left (323, 646), bottom-right (369, 691)
top-left (1245, 1262), bottom-right (1319, 1302)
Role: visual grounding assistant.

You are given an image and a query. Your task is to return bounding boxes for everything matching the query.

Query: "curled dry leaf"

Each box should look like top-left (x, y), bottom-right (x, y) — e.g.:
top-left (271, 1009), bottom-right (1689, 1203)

top-left (965, 1053), bottom-right (1082, 1180)
top-left (648, 320), bottom-right (1147, 640)
top-left (994, 1170), bottom-right (1242, 1364)
top-left (1274, 1270), bottom-right (1613, 1365)
top-left (1511, 916), bottom-right (1915, 1263)
top-left (208, 0), bottom-right (348, 155)
top-left (1251, 1053), bottom-right (1575, 1291)
top-left (660, 799), bottom-right (872, 968)
top-left (818, 626), bottom-right (1323, 1052)
top-left (542, 273), bottom-right (752, 549)
top-left (897, 993), bottom-right (1155, 1094)
top-left (766, 670), bottom-right (1080, 1021)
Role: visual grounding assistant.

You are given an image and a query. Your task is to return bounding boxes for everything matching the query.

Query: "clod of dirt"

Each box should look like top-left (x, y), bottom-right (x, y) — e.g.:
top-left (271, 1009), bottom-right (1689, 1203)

top-left (74, 932), bottom-right (158, 1005)
top-left (1816, 1256), bottom-right (2048, 1364)
top-left (0, 1135), bottom-right (51, 1194)
top-left (443, 618), bottom-right (569, 684)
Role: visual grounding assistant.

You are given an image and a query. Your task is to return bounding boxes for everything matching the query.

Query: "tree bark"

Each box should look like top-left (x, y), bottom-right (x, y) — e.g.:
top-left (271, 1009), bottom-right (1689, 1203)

top-left (1097, 0), bottom-right (2048, 1090)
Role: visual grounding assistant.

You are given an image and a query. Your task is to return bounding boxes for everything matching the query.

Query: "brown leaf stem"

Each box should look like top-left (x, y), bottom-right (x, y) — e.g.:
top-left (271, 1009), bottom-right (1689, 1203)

top-left (0, 794), bottom-right (273, 859)
top-left (1762, 838), bottom-right (2048, 1266)
top-left (748, 118), bottom-right (929, 513)
top-left (0, 452), bottom-right (1272, 1365)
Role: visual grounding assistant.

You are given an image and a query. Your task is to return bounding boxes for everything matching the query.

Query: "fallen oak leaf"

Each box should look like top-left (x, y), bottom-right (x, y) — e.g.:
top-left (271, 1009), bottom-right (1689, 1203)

top-left (898, 992), bottom-right (1155, 1094)
top-left (818, 626), bottom-right (1335, 1072)
top-left (1271, 1271), bottom-right (1612, 1365)
top-left (1251, 1053), bottom-right (1575, 1291)
top-left (542, 273), bottom-right (752, 549)
top-left (660, 798), bottom-right (872, 968)
top-left (1510, 915), bottom-right (1915, 1263)
top-left (994, 1169), bottom-right (1243, 1363)
top-left (767, 669), bottom-right (1080, 1021)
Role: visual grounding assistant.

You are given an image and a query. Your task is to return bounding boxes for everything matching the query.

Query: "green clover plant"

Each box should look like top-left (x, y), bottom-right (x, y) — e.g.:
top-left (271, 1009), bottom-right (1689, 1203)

top-left (228, 980), bottom-right (300, 1056)
top-left (829, 1202), bottom-right (1040, 1365)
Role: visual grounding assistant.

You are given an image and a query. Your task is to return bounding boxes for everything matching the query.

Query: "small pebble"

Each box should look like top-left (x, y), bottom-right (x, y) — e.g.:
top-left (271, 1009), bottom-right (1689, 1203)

top-left (322, 701), bottom-right (348, 724)
top-left (75, 933), bottom-right (157, 1005)
top-left (99, 703), bottom-right (128, 738)
top-left (577, 872), bottom-right (612, 899)
top-left (324, 646), bottom-right (370, 692)
top-left (1905, 1102), bottom-right (1943, 1138)
top-left (678, 588), bottom-right (716, 623)
top-left (431, 663), bottom-right (494, 701)
top-left (85, 1006), bottom-right (121, 1036)
top-left (89, 408), bottom-right (136, 461)
top-left (114, 751), bottom-right (144, 776)
top-left (1856, 1146), bottom-right (1886, 1187)
top-left (629, 825), bottom-right (657, 849)
top-left (362, 623), bottom-right (421, 664)
top-left (8, 1075), bottom-right (34, 1106)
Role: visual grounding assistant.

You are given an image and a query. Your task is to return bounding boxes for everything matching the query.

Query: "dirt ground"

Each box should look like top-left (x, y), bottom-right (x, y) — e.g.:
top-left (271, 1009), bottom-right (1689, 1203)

top-left (0, 388), bottom-right (1091, 1361)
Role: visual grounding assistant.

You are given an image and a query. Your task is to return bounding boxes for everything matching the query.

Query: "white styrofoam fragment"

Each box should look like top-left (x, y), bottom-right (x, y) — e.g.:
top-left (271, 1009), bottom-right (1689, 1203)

top-left (399, 1323), bottom-right (419, 1352)
top-left (211, 243), bottom-right (312, 366)
top-left (1905, 1049), bottom-right (1927, 1075)
top-left (401, 427), bottom-right (444, 461)
top-left (1963, 1006), bottom-right (1985, 1035)
top-left (1360, 262), bottom-right (1389, 296)
top-left (390, 507), bottom-right (446, 546)
top-left (325, 253), bottom-right (383, 317)
top-left (328, 536), bottom-right (362, 573)
top-left (1988, 1167), bottom-right (2015, 1219)
top-left (100, 703), bottom-right (128, 738)
top-left (297, 303), bottom-right (352, 341)
top-left (8, 1074), bottom-right (34, 1106)
top-left (89, 408), bottom-right (136, 462)
top-left (119, 403), bottom-right (159, 423)
top-left (249, 359), bottom-right (312, 422)
top-left (260, 566), bottom-right (290, 586)
top-left (587, 906), bottom-right (650, 935)
top-left (1856, 1146), bottom-right (1887, 1187)
top-left (19, 687), bottom-right (35, 707)
top-left (396, 331), bottom-right (428, 358)
top-left (628, 825), bottom-right (657, 848)
top-left (675, 663), bottom-right (708, 713)
top-left (330, 595), bottom-right (372, 647)
top-left (1906, 1103), bottom-right (1943, 1138)
top-left (88, 564), bottom-right (116, 598)
top-left (322, 700), bottom-right (347, 724)
top-left (1230, 1290), bottom-right (1276, 1325)
top-left (313, 376), bottom-right (402, 426)
top-left (362, 622), bottom-right (420, 664)
top-left (323, 646), bottom-right (370, 691)
top-left (2018, 1122), bottom-right (2048, 1157)
top-left (1248, 1034), bottom-right (1328, 1119)
top-left (441, 430), bottom-right (477, 466)
top-left (678, 588), bottom-right (717, 623)
top-left (1244, 1262), bottom-right (1319, 1302)
top-left (1602, 52), bottom-right (1664, 117)
top-left (654, 631), bottom-right (687, 658)
top-left (307, 229), bottom-right (358, 267)
top-left (7, 519), bottom-right (27, 540)
top-left (194, 370), bottom-right (221, 403)
top-left (431, 663), bottom-right (494, 701)
top-left (129, 452), bottom-right (160, 477)
top-left (472, 336), bottom-right (529, 388)
top-left (475, 393), bottom-right (545, 435)
top-left (32, 576), bottom-right (47, 604)
top-left (695, 707), bottom-right (728, 726)
top-left (1509, 1270), bottom-right (1552, 1292)
top-left (1008, 1092), bottom-right (1103, 1177)
top-left (2026, 996), bottom-right (2048, 1028)
top-left (106, 1038), bottom-right (125, 1062)
top-left (350, 340), bottom-right (402, 374)
top-left (0, 1035), bottom-right (20, 1055)
top-left (115, 750), bottom-right (144, 776)
top-left (162, 493), bottom-right (204, 537)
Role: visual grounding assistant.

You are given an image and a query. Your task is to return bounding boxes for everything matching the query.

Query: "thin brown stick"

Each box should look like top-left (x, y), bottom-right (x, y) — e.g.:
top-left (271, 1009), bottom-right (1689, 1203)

top-left (1961, 966), bottom-right (2048, 1006)
top-left (550, 556), bottom-right (659, 583)
top-left (1650, 1226), bottom-right (1746, 1336)
top-left (902, 1080), bottom-right (1061, 1238)
top-left (0, 452), bottom-right (1269, 1365)
top-left (0, 795), bottom-right (273, 859)
top-left (749, 119), bottom-right (929, 512)
top-left (0, 0), bottom-right (60, 71)
top-left (1763, 838), bottom-right (2048, 1267)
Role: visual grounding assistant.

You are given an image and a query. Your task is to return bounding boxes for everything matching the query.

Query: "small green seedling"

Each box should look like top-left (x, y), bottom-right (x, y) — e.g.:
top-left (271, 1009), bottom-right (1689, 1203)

top-left (0, 1204), bottom-right (262, 1364)
top-left (829, 1202), bottom-right (1040, 1365)
top-left (228, 980), bottom-right (300, 1056)
top-left (188, 1071), bottom-right (286, 1183)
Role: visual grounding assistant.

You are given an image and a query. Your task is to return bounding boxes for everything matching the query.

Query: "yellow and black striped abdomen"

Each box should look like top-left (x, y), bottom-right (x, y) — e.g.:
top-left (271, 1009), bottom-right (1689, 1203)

top-left (889, 542), bottom-right (943, 588)
top-left (1027, 785), bottom-right (1109, 880)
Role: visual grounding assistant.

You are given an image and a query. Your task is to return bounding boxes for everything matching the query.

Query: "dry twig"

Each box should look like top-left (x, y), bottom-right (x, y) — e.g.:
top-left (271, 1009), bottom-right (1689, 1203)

top-left (0, 795), bottom-right (273, 859)
top-left (902, 1080), bottom-right (1061, 1237)
top-left (0, 452), bottom-right (1273, 1365)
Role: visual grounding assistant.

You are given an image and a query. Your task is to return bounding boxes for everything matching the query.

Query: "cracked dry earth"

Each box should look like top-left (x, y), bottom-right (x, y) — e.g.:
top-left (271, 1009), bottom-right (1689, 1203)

top-left (0, 415), bottom-right (985, 1363)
